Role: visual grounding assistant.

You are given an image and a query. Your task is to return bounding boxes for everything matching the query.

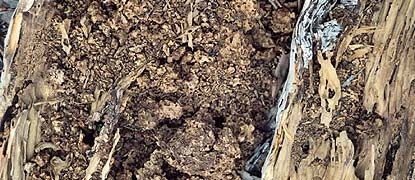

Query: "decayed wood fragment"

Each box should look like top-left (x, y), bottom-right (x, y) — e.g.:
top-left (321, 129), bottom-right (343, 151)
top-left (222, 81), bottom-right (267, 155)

top-left (84, 61), bottom-right (148, 179)
top-left (363, 0), bottom-right (415, 179)
top-left (262, 0), bottom-right (340, 178)
top-left (262, 0), bottom-right (415, 179)
top-left (0, 1), bottom-right (49, 179)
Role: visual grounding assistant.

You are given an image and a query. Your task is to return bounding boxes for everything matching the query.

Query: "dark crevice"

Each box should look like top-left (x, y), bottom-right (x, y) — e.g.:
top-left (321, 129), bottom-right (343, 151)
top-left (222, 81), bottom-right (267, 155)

top-left (158, 118), bottom-right (185, 129)
top-left (131, 173), bottom-right (137, 180)
top-left (184, 46), bottom-right (194, 52)
top-left (382, 132), bottom-right (401, 179)
top-left (1, 138), bottom-right (7, 155)
top-left (205, 146), bottom-right (215, 153)
top-left (162, 160), bottom-right (190, 180)
top-left (81, 128), bottom-right (95, 147)
top-left (157, 57), bottom-right (168, 66)
top-left (388, 64), bottom-right (398, 85)
top-left (100, 1), bottom-right (117, 16)
top-left (0, 94), bottom-right (18, 132)
top-left (408, 158), bottom-right (415, 179)
top-left (213, 115), bottom-right (225, 128)
top-left (353, 156), bottom-right (359, 167)
top-left (301, 141), bottom-right (310, 155)
top-left (328, 88), bottom-right (335, 99)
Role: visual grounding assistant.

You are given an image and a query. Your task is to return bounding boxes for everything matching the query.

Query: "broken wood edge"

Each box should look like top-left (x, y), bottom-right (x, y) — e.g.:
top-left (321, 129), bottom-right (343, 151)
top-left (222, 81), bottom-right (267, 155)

top-left (0, 2), bottom-right (23, 127)
top-left (84, 60), bottom-right (149, 179)
top-left (260, 0), bottom-right (358, 179)
top-left (0, 1), bottom-right (47, 179)
top-left (0, 0), bottom-right (42, 128)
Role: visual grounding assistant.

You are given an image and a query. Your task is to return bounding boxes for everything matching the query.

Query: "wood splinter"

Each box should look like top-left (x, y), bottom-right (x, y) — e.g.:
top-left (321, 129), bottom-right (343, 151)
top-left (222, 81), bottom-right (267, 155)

top-left (271, 53), bottom-right (290, 106)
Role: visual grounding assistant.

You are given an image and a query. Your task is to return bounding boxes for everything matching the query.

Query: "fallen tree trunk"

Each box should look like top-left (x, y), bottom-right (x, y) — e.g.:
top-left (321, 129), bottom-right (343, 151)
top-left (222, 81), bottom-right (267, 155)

top-left (262, 0), bottom-right (415, 179)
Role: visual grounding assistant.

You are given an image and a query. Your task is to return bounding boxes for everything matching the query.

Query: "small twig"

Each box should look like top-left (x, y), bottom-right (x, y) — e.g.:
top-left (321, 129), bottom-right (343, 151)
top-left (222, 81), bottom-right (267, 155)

top-left (268, 0), bottom-right (283, 9)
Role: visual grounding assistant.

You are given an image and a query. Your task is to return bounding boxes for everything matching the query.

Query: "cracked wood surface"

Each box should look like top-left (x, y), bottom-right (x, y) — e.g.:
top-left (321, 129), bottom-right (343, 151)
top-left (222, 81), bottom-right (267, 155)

top-left (363, 0), bottom-right (415, 179)
top-left (262, 0), bottom-right (415, 179)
